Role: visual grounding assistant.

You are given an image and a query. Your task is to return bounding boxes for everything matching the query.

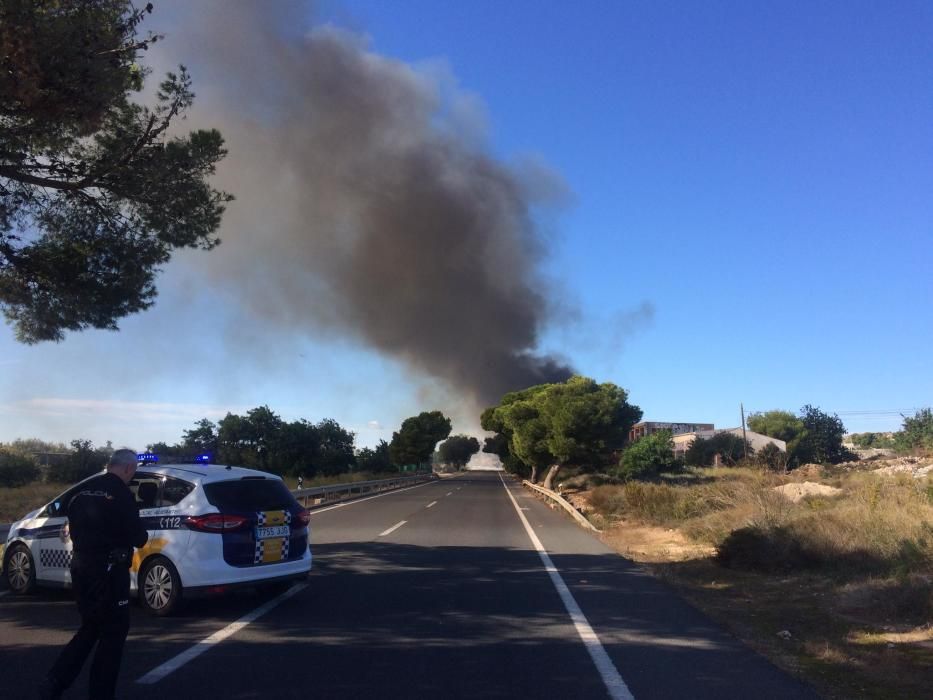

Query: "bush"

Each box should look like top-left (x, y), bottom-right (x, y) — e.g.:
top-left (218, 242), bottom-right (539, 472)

top-left (0, 450), bottom-right (42, 487)
top-left (617, 430), bottom-right (675, 480)
top-left (756, 443), bottom-right (788, 471)
top-left (716, 525), bottom-right (816, 572)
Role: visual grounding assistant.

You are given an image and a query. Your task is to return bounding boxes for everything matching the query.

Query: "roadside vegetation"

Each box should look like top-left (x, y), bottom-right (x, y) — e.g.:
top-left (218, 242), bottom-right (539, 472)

top-left (557, 408), bottom-right (933, 700)
top-left (0, 407), bottom-right (464, 522)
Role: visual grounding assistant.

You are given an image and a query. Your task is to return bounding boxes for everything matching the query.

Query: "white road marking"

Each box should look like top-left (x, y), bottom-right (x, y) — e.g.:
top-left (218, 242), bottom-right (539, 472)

top-left (379, 520), bottom-right (407, 537)
top-left (498, 473), bottom-right (635, 700)
top-left (311, 479), bottom-right (438, 515)
top-left (426, 501), bottom-right (437, 508)
top-left (446, 492), bottom-right (453, 496)
top-left (136, 582), bottom-right (308, 685)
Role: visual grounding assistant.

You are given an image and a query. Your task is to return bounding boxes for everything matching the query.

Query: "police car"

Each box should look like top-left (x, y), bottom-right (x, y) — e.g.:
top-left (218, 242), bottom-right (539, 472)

top-left (2, 457), bottom-right (312, 615)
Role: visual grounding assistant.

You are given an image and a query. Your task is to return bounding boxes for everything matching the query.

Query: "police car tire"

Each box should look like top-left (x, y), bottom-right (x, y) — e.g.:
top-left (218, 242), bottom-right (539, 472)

top-left (139, 556), bottom-right (182, 616)
top-left (5, 544), bottom-right (36, 594)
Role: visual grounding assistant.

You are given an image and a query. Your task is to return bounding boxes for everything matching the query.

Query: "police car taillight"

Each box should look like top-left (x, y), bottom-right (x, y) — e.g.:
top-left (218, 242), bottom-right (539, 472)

top-left (292, 508), bottom-right (310, 528)
top-left (186, 514), bottom-right (249, 532)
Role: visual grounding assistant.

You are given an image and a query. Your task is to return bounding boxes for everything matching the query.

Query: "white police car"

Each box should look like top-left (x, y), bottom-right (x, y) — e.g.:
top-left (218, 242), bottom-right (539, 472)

top-left (2, 458), bottom-right (312, 615)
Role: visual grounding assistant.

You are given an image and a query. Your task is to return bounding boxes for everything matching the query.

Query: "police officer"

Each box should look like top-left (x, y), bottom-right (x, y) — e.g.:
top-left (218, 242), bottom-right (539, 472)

top-left (41, 449), bottom-right (149, 700)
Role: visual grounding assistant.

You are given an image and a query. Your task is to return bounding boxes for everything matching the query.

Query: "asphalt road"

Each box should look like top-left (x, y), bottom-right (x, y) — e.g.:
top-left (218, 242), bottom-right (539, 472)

top-left (0, 471), bottom-right (820, 699)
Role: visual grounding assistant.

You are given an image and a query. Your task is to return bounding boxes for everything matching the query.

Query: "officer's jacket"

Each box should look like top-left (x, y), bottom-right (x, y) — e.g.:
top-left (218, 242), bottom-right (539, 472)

top-left (67, 472), bottom-right (149, 566)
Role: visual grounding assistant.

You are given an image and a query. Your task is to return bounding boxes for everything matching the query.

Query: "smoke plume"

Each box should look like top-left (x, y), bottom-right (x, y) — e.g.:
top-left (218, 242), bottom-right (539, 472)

top-left (158, 2), bottom-right (574, 407)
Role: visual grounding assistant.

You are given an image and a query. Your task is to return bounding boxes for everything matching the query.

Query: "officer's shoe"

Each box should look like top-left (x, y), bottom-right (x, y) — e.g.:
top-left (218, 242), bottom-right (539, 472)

top-left (37, 676), bottom-right (63, 700)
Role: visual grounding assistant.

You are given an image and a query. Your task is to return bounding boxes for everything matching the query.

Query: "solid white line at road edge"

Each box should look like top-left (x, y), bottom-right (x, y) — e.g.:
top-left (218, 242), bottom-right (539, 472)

top-left (379, 520), bottom-right (407, 537)
top-left (498, 473), bottom-right (635, 700)
top-left (136, 582), bottom-right (308, 685)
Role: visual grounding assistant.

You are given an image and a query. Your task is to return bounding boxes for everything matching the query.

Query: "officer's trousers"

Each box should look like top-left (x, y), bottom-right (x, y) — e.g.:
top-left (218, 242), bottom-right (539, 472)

top-left (49, 560), bottom-right (131, 700)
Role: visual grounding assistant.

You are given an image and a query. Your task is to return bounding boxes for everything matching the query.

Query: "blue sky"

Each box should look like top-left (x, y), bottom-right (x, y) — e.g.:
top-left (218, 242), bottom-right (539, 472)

top-left (1, 1), bottom-right (931, 450)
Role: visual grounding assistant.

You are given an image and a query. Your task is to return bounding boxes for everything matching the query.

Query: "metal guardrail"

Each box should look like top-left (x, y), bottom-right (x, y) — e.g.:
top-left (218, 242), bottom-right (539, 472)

top-left (522, 480), bottom-right (600, 532)
top-left (293, 472), bottom-right (438, 509)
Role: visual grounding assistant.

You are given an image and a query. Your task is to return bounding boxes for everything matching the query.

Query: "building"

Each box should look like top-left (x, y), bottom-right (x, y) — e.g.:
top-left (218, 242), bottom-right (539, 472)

top-left (629, 421), bottom-right (715, 443)
top-left (672, 428), bottom-right (786, 459)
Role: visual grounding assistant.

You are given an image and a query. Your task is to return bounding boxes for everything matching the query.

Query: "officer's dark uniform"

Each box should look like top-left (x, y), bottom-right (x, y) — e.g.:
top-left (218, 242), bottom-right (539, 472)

top-left (47, 471), bottom-right (148, 700)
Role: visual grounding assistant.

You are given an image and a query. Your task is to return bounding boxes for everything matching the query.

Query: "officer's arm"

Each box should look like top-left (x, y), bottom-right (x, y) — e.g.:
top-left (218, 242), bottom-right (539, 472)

top-left (120, 489), bottom-right (149, 548)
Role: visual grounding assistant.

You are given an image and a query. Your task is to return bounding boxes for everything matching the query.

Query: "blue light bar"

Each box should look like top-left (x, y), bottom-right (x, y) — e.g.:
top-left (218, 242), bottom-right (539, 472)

top-left (137, 453), bottom-right (159, 463)
top-left (195, 454), bottom-right (212, 464)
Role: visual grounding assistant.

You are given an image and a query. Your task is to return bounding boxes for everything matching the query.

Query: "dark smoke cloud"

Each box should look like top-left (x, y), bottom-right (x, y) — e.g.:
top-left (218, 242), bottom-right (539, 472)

top-left (156, 2), bottom-right (573, 406)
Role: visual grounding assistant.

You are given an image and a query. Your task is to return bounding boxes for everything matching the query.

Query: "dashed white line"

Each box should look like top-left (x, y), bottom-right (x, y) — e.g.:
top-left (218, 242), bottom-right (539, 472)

top-left (379, 520), bottom-right (407, 537)
top-left (426, 501), bottom-right (437, 508)
top-left (498, 473), bottom-right (635, 700)
top-left (446, 492), bottom-right (453, 496)
top-left (136, 582), bottom-right (308, 685)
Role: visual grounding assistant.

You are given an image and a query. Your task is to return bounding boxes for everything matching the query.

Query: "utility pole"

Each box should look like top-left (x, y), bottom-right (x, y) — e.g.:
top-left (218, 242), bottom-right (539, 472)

top-left (741, 403), bottom-right (748, 461)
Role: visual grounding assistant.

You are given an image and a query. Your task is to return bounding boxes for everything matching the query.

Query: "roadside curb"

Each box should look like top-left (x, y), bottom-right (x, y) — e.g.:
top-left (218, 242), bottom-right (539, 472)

top-left (521, 480), bottom-right (600, 532)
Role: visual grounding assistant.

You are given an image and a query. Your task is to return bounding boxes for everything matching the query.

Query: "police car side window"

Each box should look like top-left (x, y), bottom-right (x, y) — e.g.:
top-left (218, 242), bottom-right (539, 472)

top-left (160, 477), bottom-right (194, 506)
top-left (44, 485), bottom-right (82, 518)
top-left (130, 473), bottom-right (162, 510)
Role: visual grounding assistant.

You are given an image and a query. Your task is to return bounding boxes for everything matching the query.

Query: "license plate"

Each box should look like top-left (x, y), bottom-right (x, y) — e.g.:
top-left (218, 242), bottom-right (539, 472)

top-left (256, 525), bottom-right (289, 539)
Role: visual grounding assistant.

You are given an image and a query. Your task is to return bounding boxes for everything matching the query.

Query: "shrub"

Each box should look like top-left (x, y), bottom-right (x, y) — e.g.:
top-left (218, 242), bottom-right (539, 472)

top-left (617, 430), bottom-right (675, 480)
top-left (0, 449), bottom-right (42, 487)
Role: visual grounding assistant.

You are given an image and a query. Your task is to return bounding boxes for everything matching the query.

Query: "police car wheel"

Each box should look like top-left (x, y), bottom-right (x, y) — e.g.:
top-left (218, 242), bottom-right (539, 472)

top-left (139, 556), bottom-right (181, 616)
top-left (5, 544), bottom-right (36, 594)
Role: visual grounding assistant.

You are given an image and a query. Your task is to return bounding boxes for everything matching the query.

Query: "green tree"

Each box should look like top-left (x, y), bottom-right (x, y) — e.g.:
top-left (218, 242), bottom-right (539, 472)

top-left (747, 410), bottom-right (807, 464)
top-left (216, 407), bottom-right (284, 472)
top-left (356, 440), bottom-right (393, 473)
top-left (617, 430), bottom-right (675, 481)
top-left (481, 431), bottom-right (526, 478)
top-left (481, 385), bottom-right (553, 483)
top-left (389, 411), bottom-right (452, 468)
top-left (798, 404), bottom-right (851, 464)
top-left (276, 419), bottom-right (320, 477)
top-left (684, 433), bottom-right (751, 467)
top-left (0, 0), bottom-right (232, 343)
top-left (438, 435), bottom-right (480, 470)
top-left (182, 418), bottom-right (218, 455)
top-left (483, 375), bottom-right (642, 489)
top-left (894, 408), bottom-right (933, 452)
top-left (47, 439), bottom-right (107, 482)
top-left (314, 418), bottom-right (356, 476)
top-left (0, 448), bottom-right (41, 486)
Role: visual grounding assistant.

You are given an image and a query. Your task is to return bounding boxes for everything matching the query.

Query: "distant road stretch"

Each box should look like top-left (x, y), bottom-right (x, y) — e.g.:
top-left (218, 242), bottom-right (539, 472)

top-left (0, 471), bottom-right (819, 699)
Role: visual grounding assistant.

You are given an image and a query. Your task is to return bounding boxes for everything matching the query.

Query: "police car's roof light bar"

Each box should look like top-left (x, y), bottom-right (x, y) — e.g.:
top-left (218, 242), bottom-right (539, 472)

top-left (137, 453), bottom-right (159, 463)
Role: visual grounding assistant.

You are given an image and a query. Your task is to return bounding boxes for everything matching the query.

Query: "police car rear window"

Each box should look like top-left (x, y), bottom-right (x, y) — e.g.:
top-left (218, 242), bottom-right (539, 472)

top-left (203, 479), bottom-right (295, 511)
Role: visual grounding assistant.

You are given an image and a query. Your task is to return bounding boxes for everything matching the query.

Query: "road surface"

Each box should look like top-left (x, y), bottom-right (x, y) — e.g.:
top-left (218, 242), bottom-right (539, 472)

top-left (0, 471), bottom-right (819, 699)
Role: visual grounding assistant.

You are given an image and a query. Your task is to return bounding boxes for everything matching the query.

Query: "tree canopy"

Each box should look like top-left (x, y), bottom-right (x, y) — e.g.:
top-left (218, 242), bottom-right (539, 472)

top-left (482, 375), bottom-right (642, 488)
top-left (389, 411), bottom-right (452, 468)
top-left (437, 434), bottom-right (480, 470)
top-left (0, 0), bottom-right (231, 342)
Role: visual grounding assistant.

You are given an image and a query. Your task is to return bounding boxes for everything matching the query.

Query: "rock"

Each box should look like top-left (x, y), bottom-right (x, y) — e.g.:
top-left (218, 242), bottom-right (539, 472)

top-left (773, 482), bottom-right (844, 503)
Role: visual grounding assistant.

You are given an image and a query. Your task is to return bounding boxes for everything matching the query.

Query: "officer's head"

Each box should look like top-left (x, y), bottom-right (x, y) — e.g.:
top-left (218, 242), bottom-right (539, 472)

top-left (108, 448), bottom-right (138, 484)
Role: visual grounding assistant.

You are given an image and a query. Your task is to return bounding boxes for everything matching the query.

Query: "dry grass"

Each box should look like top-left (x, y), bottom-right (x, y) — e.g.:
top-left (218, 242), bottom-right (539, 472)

top-left (585, 464), bottom-right (933, 699)
top-left (0, 482), bottom-right (70, 522)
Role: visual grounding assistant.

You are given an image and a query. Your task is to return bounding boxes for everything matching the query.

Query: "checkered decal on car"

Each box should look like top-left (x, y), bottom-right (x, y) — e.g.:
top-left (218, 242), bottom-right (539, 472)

top-left (253, 510), bottom-right (291, 564)
top-left (39, 549), bottom-right (73, 568)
